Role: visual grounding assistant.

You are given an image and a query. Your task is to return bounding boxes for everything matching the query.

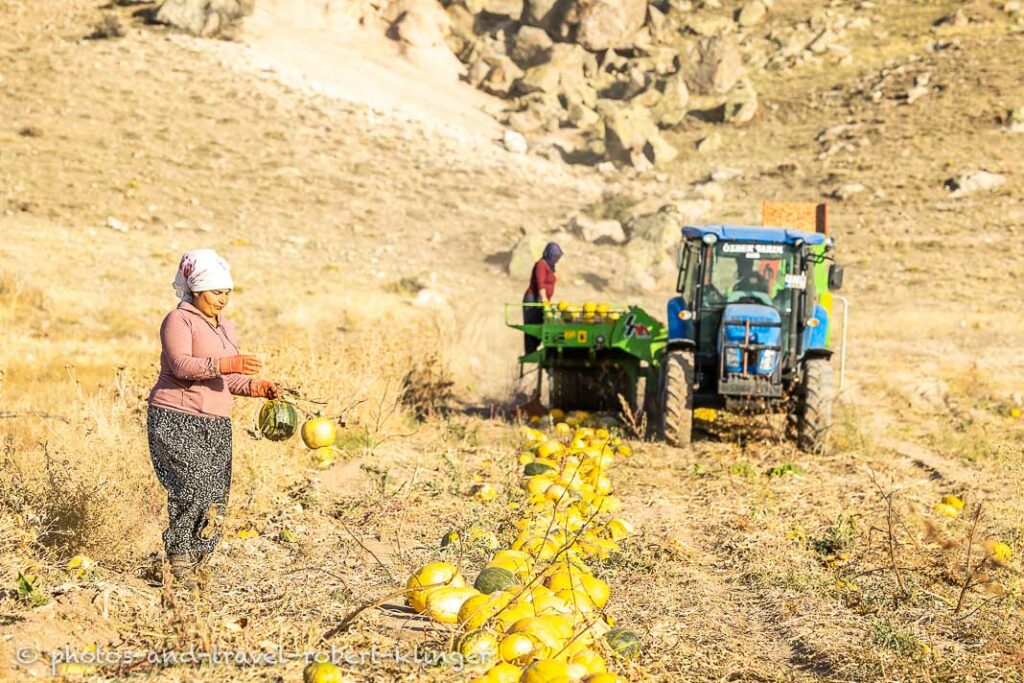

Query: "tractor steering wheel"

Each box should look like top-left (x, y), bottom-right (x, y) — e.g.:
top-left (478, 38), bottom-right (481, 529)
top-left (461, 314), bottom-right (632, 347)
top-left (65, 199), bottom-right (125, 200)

top-left (727, 290), bottom-right (774, 307)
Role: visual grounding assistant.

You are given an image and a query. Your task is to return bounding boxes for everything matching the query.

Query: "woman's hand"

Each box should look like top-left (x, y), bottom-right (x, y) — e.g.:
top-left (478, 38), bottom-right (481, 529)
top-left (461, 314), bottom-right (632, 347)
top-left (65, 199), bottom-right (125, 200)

top-left (219, 355), bottom-right (262, 375)
top-left (251, 380), bottom-right (283, 399)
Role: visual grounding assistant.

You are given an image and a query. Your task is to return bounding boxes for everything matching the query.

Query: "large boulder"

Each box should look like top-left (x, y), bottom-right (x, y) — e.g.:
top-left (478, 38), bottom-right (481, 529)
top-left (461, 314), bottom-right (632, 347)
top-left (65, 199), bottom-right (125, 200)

top-left (650, 72), bottom-right (689, 127)
top-left (508, 93), bottom-right (564, 133)
top-left (944, 171), bottom-right (1007, 197)
top-left (517, 43), bottom-right (597, 108)
top-left (154, 0), bottom-right (253, 36)
top-left (481, 55), bottom-right (525, 97)
top-left (736, 0), bottom-right (767, 28)
top-left (510, 25), bottom-right (554, 68)
top-left (570, 215), bottom-right (626, 244)
top-left (508, 232), bottom-right (550, 279)
top-left (686, 35), bottom-right (743, 95)
top-left (523, 0), bottom-right (572, 32)
top-left (721, 78), bottom-right (758, 124)
top-left (623, 201), bottom-right (711, 284)
top-left (575, 0), bottom-right (648, 51)
top-left (387, 0), bottom-right (452, 49)
top-left (604, 104), bottom-right (679, 167)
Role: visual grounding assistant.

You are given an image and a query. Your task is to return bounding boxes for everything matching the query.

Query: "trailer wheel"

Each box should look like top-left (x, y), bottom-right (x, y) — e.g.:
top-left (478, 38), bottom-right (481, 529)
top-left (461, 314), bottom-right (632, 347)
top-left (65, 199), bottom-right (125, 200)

top-left (792, 357), bottom-right (834, 453)
top-left (661, 350), bottom-right (694, 447)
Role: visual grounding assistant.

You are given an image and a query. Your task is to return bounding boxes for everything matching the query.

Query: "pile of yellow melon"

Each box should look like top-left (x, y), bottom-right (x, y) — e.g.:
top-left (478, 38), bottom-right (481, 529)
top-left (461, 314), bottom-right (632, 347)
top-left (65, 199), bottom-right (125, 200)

top-left (403, 412), bottom-right (639, 683)
top-left (551, 302), bottom-right (620, 325)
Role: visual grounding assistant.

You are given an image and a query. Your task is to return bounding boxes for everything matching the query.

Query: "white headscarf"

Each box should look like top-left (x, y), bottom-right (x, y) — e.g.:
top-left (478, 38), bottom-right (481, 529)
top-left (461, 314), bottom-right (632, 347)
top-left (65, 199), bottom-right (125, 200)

top-left (172, 249), bottom-right (234, 302)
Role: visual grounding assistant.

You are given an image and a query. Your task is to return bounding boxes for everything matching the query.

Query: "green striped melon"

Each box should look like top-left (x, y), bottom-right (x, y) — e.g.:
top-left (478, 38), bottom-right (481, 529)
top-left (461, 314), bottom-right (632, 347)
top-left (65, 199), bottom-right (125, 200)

top-left (605, 627), bottom-right (641, 658)
top-left (523, 462), bottom-right (555, 476)
top-left (474, 566), bottom-right (519, 594)
top-left (258, 400), bottom-right (298, 442)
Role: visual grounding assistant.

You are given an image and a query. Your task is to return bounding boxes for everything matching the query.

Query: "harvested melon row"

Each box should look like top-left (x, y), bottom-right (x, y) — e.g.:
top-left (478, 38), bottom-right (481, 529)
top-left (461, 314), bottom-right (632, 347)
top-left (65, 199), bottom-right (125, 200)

top-left (402, 412), bottom-right (640, 683)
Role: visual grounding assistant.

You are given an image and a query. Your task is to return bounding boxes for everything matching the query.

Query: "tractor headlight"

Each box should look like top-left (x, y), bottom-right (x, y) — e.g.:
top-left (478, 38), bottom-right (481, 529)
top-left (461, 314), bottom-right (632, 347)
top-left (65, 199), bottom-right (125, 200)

top-left (758, 350), bottom-right (778, 372)
top-left (702, 233), bottom-right (718, 245)
top-left (725, 348), bottom-right (742, 368)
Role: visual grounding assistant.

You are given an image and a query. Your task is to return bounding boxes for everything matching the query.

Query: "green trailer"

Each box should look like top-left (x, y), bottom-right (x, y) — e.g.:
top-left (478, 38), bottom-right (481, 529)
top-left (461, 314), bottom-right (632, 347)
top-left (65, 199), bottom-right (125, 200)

top-left (506, 303), bottom-right (667, 412)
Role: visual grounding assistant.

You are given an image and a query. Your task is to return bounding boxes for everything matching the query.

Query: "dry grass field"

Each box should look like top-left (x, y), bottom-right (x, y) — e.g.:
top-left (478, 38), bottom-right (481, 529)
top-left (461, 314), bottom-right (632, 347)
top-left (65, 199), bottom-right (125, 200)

top-left (1, 0), bottom-right (1023, 681)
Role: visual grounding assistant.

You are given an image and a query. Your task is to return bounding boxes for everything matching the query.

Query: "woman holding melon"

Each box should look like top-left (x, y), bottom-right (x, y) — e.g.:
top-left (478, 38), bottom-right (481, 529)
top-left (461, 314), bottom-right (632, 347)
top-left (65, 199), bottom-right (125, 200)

top-left (147, 249), bottom-right (283, 590)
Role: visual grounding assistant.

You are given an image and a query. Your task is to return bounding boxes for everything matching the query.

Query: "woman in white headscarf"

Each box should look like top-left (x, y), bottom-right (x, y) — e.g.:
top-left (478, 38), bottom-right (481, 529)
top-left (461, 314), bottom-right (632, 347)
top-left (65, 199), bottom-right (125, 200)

top-left (147, 249), bottom-right (282, 591)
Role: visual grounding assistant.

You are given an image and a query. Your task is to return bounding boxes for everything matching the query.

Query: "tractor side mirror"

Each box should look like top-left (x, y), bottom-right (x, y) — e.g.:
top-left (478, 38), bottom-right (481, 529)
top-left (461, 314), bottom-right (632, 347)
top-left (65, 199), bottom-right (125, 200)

top-left (829, 264), bottom-right (845, 291)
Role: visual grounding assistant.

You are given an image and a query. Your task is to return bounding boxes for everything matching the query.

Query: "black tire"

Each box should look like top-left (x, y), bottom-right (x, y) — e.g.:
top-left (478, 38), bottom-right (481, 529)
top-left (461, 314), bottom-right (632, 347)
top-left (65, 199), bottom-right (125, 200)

top-left (792, 357), bottom-right (834, 453)
top-left (661, 350), bottom-right (694, 447)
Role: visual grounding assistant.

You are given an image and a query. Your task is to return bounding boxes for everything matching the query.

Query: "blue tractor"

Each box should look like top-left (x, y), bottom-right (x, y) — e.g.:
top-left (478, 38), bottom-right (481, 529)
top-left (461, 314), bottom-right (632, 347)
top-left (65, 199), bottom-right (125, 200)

top-left (659, 223), bottom-right (846, 451)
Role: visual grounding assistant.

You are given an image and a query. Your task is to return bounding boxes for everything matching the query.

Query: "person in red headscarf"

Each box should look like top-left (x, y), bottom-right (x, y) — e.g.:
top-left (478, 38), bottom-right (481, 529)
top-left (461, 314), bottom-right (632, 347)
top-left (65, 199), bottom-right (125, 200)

top-left (521, 242), bottom-right (563, 354)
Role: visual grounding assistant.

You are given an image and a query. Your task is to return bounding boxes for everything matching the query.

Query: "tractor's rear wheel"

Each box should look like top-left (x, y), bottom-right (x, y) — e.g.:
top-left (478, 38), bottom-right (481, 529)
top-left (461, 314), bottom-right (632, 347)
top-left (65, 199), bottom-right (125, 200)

top-left (791, 357), bottom-right (834, 453)
top-left (661, 350), bottom-right (694, 447)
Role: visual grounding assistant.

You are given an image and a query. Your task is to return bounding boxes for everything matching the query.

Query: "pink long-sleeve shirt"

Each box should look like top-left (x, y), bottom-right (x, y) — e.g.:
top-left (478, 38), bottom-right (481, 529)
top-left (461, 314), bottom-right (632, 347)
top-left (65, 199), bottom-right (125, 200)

top-left (148, 302), bottom-right (255, 418)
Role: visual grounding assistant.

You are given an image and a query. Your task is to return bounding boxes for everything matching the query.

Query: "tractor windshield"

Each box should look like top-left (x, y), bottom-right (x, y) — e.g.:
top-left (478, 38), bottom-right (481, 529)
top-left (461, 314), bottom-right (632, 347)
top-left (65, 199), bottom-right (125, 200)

top-left (702, 242), bottom-right (797, 311)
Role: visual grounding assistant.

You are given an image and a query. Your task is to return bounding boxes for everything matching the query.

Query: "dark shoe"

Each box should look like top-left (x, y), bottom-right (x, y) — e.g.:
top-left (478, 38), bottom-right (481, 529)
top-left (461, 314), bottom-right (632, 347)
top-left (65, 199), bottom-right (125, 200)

top-left (167, 554), bottom-right (197, 591)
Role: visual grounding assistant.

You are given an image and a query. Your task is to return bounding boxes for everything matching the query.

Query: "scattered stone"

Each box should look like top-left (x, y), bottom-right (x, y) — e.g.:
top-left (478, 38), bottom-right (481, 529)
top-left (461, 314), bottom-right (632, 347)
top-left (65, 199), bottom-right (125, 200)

top-left (722, 79), bottom-right (758, 124)
top-left (481, 55), bottom-right (525, 96)
top-left (904, 84), bottom-right (929, 104)
top-left (566, 103), bottom-right (601, 130)
top-left (686, 35), bottom-right (743, 95)
top-left (154, 0), bottom-right (254, 37)
top-left (570, 215), bottom-right (627, 244)
top-left (503, 130), bottom-right (529, 153)
top-left (944, 171), bottom-right (1006, 197)
top-left (807, 27), bottom-right (839, 54)
top-left (686, 14), bottom-right (736, 37)
top-left (831, 183), bottom-right (866, 200)
top-left (648, 5), bottom-right (669, 41)
top-left (575, 0), bottom-right (648, 51)
top-left (466, 59), bottom-right (492, 87)
top-left (1006, 105), bottom-right (1024, 133)
top-left (697, 131), bottom-right (722, 153)
top-left (413, 288), bottom-right (448, 308)
top-left (650, 72), bottom-right (690, 128)
top-left (737, 0), bottom-right (767, 28)
top-left (508, 92), bottom-right (563, 132)
top-left (710, 166), bottom-right (744, 181)
top-left (91, 12), bottom-right (126, 39)
top-left (934, 9), bottom-right (968, 27)
top-left (106, 217), bottom-right (128, 233)
top-left (510, 25), bottom-right (554, 69)
top-left (694, 181), bottom-right (725, 202)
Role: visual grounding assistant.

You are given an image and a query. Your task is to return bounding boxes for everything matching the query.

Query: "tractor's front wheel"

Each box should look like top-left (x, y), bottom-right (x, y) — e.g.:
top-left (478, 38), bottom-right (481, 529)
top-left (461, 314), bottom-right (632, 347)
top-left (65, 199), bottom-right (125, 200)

top-left (661, 349), bottom-right (694, 447)
top-left (790, 357), bottom-right (834, 453)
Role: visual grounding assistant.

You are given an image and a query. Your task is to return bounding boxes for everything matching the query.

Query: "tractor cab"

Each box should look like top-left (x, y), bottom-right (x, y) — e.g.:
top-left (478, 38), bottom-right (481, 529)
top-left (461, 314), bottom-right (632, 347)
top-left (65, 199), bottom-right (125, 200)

top-left (660, 223), bottom-right (845, 451)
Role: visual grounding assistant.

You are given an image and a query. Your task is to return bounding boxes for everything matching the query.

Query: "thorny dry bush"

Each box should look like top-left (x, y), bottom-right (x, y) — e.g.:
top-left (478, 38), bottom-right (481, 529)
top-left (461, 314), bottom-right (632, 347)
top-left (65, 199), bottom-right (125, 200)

top-left (401, 351), bottom-right (455, 421)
